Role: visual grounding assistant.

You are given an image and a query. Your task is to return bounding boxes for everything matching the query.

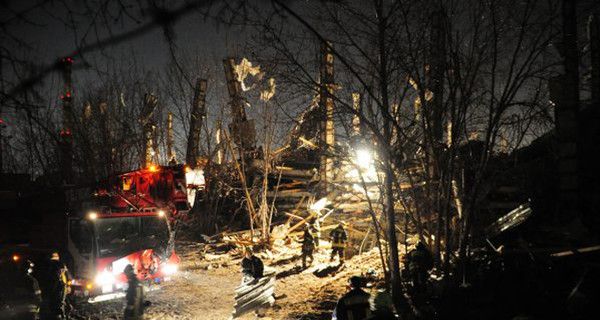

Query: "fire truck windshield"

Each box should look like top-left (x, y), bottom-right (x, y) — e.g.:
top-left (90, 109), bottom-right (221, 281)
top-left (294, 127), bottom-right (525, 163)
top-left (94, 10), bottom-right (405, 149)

top-left (95, 216), bottom-right (169, 258)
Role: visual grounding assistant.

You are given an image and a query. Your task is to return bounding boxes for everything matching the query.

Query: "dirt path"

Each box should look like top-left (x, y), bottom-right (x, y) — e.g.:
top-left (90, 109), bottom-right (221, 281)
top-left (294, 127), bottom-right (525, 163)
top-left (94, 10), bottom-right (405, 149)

top-left (73, 242), bottom-right (384, 319)
top-left (75, 267), bottom-right (259, 320)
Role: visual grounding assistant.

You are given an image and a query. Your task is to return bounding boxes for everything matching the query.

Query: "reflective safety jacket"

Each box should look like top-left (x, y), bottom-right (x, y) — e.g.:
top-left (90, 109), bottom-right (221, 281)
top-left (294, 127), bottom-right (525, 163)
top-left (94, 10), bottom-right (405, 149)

top-left (45, 260), bottom-right (69, 301)
top-left (330, 226), bottom-right (348, 248)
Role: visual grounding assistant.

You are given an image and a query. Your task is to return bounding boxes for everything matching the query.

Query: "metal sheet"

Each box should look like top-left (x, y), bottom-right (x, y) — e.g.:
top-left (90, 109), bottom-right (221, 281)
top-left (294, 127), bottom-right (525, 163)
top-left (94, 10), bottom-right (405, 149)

top-left (230, 270), bottom-right (276, 319)
top-left (484, 202), bottom-right (533, 238)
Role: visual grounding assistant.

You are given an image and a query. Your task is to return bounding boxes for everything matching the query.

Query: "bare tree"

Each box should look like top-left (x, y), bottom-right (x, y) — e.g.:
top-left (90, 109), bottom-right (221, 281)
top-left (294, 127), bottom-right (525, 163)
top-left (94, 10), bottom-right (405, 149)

top-left (240, 0), bottom-right (559, 311)
top-left (0, 0), bottom-right (250, 178)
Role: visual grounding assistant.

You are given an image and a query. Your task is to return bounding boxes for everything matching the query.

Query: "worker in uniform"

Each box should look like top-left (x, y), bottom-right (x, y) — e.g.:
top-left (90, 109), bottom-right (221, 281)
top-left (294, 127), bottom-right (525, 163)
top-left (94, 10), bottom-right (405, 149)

top-left (330, 222), bottom-right (348, 264)
top-left (0, 258), bottom-right (42, 320)
top-left (241, 248), bottom-right (264, 284)
top-left (123, 264), bottom-right (144, 320)
top-left (332, 276), bottom-right (371, 320)
top-left (301, 225), bottom-right (315, 268)
top-left (405, 241), bottom-right (433, 293)
top-left (39, 252), bottom-right (69, 320)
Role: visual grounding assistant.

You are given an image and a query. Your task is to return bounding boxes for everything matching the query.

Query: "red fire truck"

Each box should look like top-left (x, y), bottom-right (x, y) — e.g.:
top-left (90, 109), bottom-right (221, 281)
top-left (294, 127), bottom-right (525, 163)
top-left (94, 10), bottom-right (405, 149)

top-left (95, 164), bottom-right (194, 220)
top-left (67, 164), bottom-right (203, 302)
top-left (2, 165), bottom-right (204, 302)
top-left (67, 209), bottom-right (179, 302)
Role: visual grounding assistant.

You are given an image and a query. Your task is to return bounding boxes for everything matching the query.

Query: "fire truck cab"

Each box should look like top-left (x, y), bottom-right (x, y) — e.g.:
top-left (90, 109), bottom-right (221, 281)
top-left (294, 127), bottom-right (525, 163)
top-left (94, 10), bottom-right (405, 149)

top-left (67, 209), bottom-right (179, 302)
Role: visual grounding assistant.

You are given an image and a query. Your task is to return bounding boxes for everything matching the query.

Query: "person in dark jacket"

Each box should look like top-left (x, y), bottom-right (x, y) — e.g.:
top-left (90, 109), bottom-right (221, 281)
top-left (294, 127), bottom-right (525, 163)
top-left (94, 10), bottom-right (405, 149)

top-left (241, 248), bottom-right (264, 284)
top-left (301, 226), bottom-right (315, 268)
top-left (332, 276), bottom-right (371, 320)
top-left (0, 259), bottom-right (42, 320)
top-left (123, 264), bottom-right (144, 320)
top-left (240, 248), bottom-right (268, 317)
top-left (330, 222), bottom-right (348, 264)
top-left (38, 252), bottom-right (69, 320)
top-left (406, 241), bottom-right (433, 292)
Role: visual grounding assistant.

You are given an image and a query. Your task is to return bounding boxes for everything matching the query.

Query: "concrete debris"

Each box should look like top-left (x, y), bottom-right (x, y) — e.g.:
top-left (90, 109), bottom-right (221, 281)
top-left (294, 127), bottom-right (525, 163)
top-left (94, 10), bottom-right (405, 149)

top-left (234, 57), bottom-right (263, 92)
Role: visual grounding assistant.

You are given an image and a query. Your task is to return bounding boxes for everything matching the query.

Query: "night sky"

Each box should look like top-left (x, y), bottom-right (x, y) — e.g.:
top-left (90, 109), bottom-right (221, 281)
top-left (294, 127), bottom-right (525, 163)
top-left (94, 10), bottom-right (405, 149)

top-left (1, 1), bottom-right (599, 319)
top-left (1, 1), bottom-right (255, 84)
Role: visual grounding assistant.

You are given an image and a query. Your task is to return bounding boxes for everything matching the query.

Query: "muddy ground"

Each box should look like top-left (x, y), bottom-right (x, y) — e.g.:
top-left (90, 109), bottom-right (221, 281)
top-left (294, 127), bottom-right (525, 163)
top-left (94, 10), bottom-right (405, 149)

top-left (73, 241), bottom-right (385, 320)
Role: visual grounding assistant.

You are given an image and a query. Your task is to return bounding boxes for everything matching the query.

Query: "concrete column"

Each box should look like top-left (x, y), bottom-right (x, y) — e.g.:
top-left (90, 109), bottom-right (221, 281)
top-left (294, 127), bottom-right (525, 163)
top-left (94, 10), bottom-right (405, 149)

top-left (167, 112), bottom-right (176, 164)
top-left (186, 78), bottom-right (207, 167)
top-left (319, 41), bottom-right (335, 192)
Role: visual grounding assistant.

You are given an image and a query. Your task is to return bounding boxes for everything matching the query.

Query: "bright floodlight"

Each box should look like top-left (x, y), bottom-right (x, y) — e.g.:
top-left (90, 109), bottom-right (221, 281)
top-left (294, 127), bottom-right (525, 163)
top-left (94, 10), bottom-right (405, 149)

top-left (88, 212), bottom-right (98, 220)
top-left (356, 149), bottom-right (372, 169)
top-left (158, 210), bottom-right (166, 217)
top-left (95, 270), bottom-right (116, 286)
top-left (162, 263), bottom-right (178, 275)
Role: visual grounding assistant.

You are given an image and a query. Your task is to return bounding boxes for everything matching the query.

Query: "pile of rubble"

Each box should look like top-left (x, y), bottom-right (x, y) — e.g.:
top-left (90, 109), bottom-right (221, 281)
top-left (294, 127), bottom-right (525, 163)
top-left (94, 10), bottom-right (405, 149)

top-left (176, 227), bottom-right (390, 319)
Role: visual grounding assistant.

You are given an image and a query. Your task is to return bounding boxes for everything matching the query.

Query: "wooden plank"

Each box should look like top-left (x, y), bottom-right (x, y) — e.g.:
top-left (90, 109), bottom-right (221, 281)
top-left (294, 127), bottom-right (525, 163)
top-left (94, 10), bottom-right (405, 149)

top-left (274, 181), bottom-right (305, 189)
top-left (284, 212), bottom-right (304, 221)
top-left (278, 169), bottom-right (317, 178)
top-left (266, 190), bottom-right (311, 197)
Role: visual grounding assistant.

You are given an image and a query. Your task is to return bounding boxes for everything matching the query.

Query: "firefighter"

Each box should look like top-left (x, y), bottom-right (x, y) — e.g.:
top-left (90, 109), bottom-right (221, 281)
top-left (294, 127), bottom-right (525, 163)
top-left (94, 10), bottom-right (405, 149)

top-left (39, 252), bottom-right (69, 320)
top-left (301, 225), bottom-right (315, 268)
top-left (0, 259), bottom-right (42, 320)
top-left (241, 248), bottom-right (264, 284)
top-left (405, 241), bottom-right (433, 292)
top-left (332, 276), bottom-right (371, 320)
top-left (330, 222), bottom-right (348, 264)
top-left (123, 264), bottom-right (144, 320)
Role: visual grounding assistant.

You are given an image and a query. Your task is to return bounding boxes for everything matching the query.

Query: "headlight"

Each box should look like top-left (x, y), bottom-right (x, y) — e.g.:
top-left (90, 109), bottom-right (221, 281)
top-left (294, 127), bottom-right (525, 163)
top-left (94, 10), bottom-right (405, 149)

top-left (162, 263), bottom-right (178, 275)
top-left (95, 270), bottom-right (116, 286)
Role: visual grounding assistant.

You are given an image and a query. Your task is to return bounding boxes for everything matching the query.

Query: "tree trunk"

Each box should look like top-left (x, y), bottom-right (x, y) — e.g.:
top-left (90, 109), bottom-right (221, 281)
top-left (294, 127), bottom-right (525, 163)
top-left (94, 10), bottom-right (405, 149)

top-left (374, 1), bottom-right (407, 314)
